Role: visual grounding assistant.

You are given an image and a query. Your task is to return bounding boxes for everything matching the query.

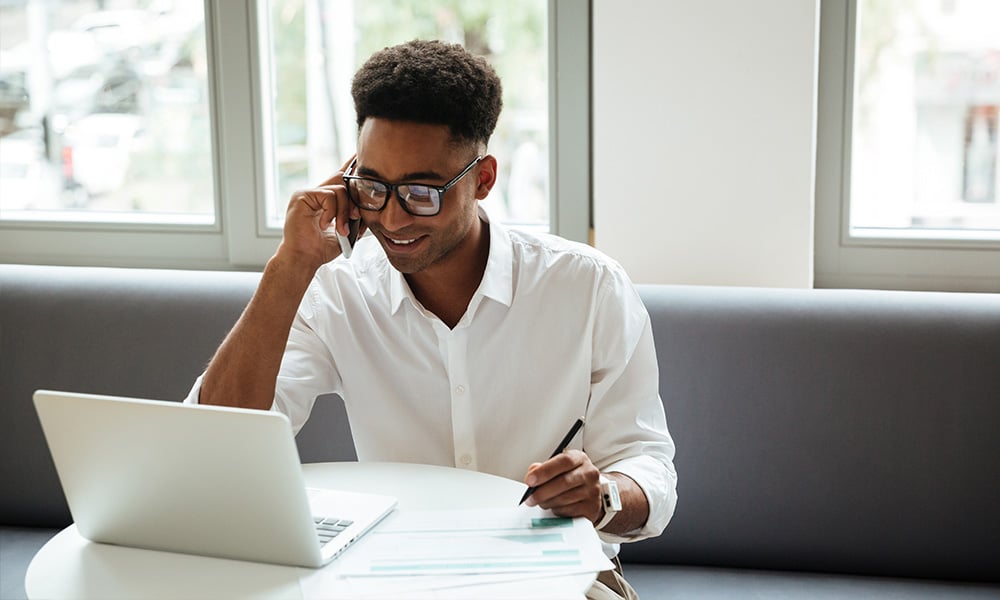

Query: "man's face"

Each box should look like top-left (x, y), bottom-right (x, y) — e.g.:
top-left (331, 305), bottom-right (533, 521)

top-left (353, 118), bottom-right (488, 275)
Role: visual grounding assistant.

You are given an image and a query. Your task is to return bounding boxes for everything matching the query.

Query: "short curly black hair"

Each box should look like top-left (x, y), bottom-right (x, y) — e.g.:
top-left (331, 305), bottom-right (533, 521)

top-left (351, 40), bottom-right (503, 147)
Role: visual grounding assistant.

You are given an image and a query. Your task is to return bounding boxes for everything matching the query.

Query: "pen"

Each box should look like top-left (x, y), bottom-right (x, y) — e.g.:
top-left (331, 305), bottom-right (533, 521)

top-left (518, 417), bottom-right (586, 505)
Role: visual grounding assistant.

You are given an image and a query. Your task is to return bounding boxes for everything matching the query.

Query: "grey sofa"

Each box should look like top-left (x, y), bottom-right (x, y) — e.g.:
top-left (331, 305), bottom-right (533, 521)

top-left (2, 263), bottom-right (999, 599)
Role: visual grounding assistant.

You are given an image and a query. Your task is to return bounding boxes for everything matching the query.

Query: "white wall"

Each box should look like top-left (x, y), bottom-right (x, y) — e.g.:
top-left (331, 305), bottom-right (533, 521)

top-left (592, 0), bottom-right (819, 287)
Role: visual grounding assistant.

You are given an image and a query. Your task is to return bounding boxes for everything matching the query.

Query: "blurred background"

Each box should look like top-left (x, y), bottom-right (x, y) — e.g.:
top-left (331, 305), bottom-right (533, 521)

top-left (0, 0), bottom-right (549, 228)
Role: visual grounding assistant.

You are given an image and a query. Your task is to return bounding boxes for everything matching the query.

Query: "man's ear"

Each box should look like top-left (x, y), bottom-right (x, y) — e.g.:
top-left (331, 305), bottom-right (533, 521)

top-left (475, 155), bottom-right (498, 200)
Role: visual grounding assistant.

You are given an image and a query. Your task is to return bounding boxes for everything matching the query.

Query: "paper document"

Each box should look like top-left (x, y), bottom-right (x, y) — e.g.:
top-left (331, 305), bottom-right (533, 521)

top-left (298, 506), bottom-right (612, 599)
top-left (339, 507), bottom-right (604, 576)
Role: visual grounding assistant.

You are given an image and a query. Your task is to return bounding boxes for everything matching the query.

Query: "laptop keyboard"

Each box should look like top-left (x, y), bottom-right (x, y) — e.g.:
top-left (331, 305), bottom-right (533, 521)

top-left (313, 516), bottom-right (353, 547)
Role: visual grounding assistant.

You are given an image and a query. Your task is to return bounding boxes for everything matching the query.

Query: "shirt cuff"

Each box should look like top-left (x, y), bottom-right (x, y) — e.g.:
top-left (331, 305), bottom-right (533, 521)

top-left (183, 374), bottom-right (204, 404)
top-left (597, 455), bottom-right (677, 544)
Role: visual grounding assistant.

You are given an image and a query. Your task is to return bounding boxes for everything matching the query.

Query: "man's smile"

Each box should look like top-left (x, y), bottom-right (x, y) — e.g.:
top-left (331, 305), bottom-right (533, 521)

top-left (386, 236), bottom-right (417, 245)
top-left (378, 231), bottom-right (429, 255)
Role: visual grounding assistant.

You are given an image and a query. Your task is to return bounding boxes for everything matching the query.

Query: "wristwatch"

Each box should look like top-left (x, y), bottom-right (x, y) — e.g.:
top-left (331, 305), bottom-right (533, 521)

top-left (594, 474), bottom-right (622, 530)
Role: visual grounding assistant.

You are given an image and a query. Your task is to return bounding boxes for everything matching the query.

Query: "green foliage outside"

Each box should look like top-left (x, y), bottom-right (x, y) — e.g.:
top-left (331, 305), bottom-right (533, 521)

top-left (269, 0), bottom-right (546, 147)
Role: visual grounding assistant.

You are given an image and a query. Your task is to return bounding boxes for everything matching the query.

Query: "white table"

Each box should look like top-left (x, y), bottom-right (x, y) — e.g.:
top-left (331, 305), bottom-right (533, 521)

top-left (25, 462), bottom-right (597, 599)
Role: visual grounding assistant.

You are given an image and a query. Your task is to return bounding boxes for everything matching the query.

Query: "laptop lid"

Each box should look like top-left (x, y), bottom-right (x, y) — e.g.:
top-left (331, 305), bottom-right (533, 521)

top-left (33, 390), bottom-right (396, 568)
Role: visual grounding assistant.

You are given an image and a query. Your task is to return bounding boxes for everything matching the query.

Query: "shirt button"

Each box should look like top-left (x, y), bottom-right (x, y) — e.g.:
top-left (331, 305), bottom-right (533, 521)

top-left (455, 385), bottom-right (466, 395)
top-left (459, 454), bottom-right (472, 466)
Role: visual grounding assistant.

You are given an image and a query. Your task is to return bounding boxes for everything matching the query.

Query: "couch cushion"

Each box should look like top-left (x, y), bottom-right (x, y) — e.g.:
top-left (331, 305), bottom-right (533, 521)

top-left (623, 564), bottom-right (1000, 600)
top-left (0, 265), bottom-right (261, 526)
top-left (623, 285), bottom-right (1000, 582)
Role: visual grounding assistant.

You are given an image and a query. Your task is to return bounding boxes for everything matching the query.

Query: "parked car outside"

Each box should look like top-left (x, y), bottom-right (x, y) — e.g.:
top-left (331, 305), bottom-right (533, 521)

top-left (61, 113), bottom-right (143, 196)
top-left (0, 131), bottom-right (62, 212)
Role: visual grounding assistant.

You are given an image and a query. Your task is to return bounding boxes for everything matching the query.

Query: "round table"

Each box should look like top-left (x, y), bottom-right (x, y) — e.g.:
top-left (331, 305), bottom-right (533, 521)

top-left (25, 462), bottom-right (596, 599)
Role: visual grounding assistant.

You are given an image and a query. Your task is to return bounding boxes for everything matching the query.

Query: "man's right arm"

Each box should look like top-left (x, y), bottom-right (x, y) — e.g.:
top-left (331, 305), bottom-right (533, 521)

top-left (198, 253), bottom-right (318, 410)
top-left (197, 156), bottom-right (360, 410)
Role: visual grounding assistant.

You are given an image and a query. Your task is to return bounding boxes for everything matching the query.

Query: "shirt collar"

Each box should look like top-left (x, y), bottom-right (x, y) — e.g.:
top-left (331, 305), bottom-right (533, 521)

top-left (388, 205), bottom-right (513, 316)
top-left (477, 206), bottom-right (514, 308)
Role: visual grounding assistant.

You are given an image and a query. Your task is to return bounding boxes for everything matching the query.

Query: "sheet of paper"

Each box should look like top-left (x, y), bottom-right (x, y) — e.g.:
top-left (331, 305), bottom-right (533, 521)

top-left (302, 570), bottom-right (589, 600)
top-left (339, 507), bottom-right (606, 576)
top-left (298, 506), bottom-right (611, 599)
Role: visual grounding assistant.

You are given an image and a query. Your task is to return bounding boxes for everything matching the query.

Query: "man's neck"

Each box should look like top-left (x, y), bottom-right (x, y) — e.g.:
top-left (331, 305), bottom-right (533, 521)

top-left (405, 220), bottom-right (491, 329)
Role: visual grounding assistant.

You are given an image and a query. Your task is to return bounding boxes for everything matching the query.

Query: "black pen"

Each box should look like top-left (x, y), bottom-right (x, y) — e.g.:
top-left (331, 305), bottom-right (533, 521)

top-left (518, 417), bottom-right (586, 505)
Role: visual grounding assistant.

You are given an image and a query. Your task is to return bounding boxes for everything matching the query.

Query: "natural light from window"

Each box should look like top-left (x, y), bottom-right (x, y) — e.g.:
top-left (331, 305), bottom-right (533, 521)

top-left (261, 0), bottom-right (549, 231)
top-left (0, 0), bottom-right (213, 225)
top-left (850, 0), bottom-right (1000, 241)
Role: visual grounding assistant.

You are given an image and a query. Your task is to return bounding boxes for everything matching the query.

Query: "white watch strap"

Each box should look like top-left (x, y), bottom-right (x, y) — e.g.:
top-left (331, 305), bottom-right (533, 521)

top-left (595, 475), bottom-right (621, 531)
top-left (595, 504), bottom-right (617, 530)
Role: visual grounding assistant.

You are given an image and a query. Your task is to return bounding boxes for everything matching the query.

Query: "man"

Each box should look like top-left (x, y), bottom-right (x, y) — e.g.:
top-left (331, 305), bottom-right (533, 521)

top-left (187, 40), bottom-right (676, 599)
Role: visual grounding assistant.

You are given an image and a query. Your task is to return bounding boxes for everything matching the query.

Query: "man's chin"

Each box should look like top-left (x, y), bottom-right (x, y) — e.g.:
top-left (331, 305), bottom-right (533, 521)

top-left (383, 252), bottom-right (428, 275)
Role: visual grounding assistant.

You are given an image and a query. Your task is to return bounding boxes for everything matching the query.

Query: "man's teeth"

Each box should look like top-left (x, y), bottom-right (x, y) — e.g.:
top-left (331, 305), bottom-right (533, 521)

top-left (389, 237), bottom-right (416, 245)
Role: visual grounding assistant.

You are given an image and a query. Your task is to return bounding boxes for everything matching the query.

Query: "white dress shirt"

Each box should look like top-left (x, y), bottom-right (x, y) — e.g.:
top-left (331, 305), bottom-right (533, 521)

top-left (186, 209), bottom-right (677, 545)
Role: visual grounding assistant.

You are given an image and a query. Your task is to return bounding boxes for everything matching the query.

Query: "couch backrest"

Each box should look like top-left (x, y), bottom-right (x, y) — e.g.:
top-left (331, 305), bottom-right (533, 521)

top-left (624, 284), bottom-right (1000, 582)
top-left (1, 265), bottom-right (356, 527)
top-left (2, 265), bottom-right (998, 582)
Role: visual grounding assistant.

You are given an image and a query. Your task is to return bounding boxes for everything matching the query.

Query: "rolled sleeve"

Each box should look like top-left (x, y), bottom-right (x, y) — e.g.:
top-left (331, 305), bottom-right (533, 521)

top-left (182, 284), bottom-right (342, 434)
top-left (182, 374), bottom-right (204, 404)
top-left (272, 289), bottom-right (342, 434)
top-left (181, 372), bottom-right (307, 422)
top-left (599, 454), bottom-right (678, 544)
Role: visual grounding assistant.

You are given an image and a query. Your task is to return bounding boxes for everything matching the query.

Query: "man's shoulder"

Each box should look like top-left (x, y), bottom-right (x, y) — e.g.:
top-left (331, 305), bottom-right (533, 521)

top-left (507, 227), bottom-right (626, 279)
top-left (503, 227), bottom-right (645, 318)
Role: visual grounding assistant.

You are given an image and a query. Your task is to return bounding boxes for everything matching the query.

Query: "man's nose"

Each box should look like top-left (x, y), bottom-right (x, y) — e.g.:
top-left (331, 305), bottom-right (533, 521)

top-left (379, 190), bottom-right (415, 232)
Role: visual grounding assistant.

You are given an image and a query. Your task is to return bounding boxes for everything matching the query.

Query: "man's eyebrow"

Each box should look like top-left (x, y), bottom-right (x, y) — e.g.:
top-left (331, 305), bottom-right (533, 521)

top-left (356, 165), bottom-right (445, 182)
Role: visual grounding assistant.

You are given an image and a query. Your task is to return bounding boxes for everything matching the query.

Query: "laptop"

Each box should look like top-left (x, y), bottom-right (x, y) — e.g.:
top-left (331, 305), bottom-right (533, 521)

top-left (33, 389), bottom-right (397, 568)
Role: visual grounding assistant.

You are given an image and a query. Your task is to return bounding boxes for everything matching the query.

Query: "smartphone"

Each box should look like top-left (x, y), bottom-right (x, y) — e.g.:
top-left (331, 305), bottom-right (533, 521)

top-left (336, 218), bottom-right (361, 259)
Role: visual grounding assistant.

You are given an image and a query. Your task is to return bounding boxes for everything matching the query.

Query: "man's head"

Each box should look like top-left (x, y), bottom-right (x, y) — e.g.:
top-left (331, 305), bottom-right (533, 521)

top-left (346, 41), bottom-right (502, 283)
top-left (351, 40), bottom-right (503, 148)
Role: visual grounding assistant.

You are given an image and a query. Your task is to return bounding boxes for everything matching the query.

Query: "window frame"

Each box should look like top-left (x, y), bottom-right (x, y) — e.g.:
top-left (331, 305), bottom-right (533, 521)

top-left (814, 0), bottom-right (1000, 292)
top-left (0, 0), bottom-right (590, 269)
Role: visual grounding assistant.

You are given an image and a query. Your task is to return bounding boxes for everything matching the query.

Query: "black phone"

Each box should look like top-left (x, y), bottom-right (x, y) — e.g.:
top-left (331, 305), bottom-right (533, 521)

top-left (337, 218), bottom-right (361, 258)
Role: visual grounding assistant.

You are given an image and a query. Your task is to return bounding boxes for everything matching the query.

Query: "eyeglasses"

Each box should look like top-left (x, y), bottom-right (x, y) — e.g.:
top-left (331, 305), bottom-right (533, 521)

top-left (343, 155), bottom-right (483, 217)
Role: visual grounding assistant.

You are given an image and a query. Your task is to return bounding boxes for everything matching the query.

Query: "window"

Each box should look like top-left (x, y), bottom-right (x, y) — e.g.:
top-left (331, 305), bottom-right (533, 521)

top-left (0, 1), bottom-right (214, 225)
top-left (261, 0), bottom-right (550, 232)
top-left (850, 0), bottom-right (999, 239)
top-left (815, 0), bottom-right (1000, 292)
top-left (0, 1), bottom-right (588, 269)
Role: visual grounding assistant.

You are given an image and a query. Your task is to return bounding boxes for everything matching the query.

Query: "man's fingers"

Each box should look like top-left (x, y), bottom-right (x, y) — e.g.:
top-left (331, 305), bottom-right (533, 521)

top-left (308, 154), bottom-right (361, 237)
top-left (548, 499), bottom-right (596, 519)
top-left (527, 465), bottom-right (595, 501)
top-left (522, 451), bottom-right (601, 521)
top-left (524, 462), bottom-right (543, 485)
top-left (524, 450), bottom-right (587, 487)
top-left (290, 188), bottom-right (338, 230)
top-left (335, 193), bottom-right (358, 237)
top-left (528, 473), bottom-right (599, 517)
top-left (293, 183), bottom-right (359, 232)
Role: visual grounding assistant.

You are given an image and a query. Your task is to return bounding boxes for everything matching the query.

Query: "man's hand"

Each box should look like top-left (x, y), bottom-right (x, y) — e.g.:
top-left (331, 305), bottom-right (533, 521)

top-left (200, 155), bottom-right (366, 410)
top-left (278, 155), bottom-right (365, 271)
top-left (522, 450), bottom-right (603, 524)
top-left (522, 452), bottom-right (651, 536)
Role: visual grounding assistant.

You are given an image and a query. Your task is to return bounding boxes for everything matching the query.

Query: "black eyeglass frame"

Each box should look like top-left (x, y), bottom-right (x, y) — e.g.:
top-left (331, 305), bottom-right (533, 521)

top-left (343, 155), bottom-right (484, 217)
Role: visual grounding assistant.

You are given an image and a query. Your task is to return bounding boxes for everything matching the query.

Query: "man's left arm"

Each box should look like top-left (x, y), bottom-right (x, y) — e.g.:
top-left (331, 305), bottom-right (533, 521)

top-left (523, 275), bottom-right (677, 540)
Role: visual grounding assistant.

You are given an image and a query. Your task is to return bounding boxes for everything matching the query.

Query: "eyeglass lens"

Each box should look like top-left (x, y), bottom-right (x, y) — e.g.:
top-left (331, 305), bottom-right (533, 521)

top-left (348, 180), bottom-right (440, 216)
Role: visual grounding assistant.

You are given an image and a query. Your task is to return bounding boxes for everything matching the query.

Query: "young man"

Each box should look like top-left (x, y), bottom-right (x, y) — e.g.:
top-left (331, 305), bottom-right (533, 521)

top-left (187, 40), bottom-right (676, 599)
